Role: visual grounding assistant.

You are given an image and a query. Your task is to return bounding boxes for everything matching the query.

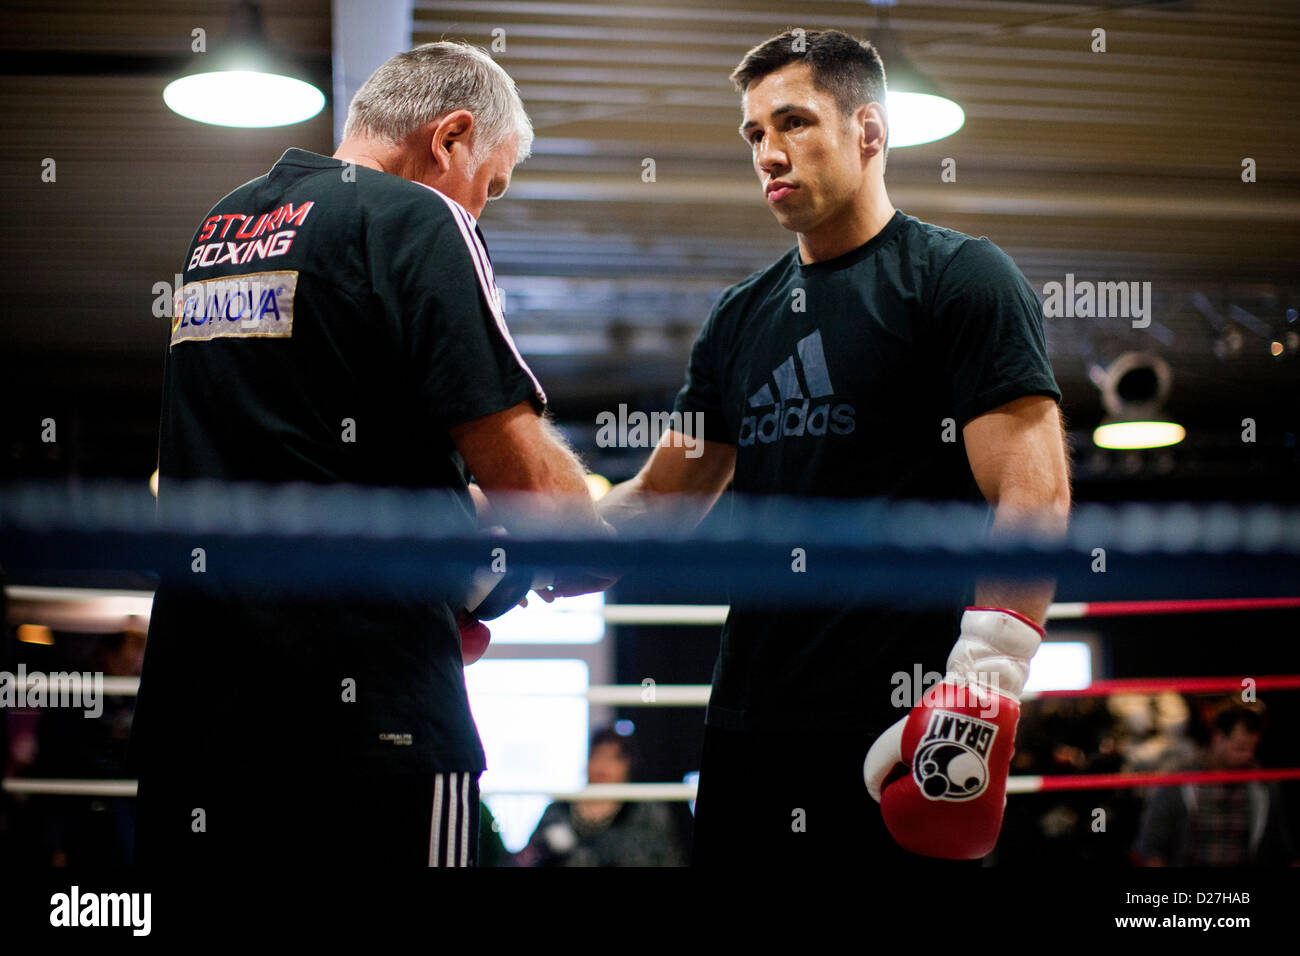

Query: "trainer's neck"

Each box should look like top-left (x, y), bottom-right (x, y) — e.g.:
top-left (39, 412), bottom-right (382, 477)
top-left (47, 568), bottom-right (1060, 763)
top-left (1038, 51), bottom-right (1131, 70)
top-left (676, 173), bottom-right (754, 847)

top-left (333, 137), bottom-right (428, 184)
top-left (797, 183), bottom-right (895, 265)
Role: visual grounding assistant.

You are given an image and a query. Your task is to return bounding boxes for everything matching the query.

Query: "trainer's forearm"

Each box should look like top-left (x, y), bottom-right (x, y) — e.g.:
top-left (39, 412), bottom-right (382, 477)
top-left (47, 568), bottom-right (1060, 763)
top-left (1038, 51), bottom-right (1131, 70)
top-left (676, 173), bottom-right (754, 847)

top-left (487, 420), bottom-right (602, 533)
top-left (458, 407), bottom-right (603, 535)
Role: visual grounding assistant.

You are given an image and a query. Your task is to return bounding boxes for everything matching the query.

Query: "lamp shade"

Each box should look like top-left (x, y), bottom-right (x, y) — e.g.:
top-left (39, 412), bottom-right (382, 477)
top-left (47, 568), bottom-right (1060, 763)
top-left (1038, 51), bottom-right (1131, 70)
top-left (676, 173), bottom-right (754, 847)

top-left (163, 0), bottom-right (325, 128)
top-left (870, 13), bottom-right (965, 147)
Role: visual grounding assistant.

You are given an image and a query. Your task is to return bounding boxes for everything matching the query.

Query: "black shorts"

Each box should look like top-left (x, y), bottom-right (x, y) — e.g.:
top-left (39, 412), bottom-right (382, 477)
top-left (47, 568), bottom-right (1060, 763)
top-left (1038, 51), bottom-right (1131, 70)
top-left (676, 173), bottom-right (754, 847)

top-left (134, 769), bottom-right (480, 868)
top-left (691, 724), bottom-right (981, 868)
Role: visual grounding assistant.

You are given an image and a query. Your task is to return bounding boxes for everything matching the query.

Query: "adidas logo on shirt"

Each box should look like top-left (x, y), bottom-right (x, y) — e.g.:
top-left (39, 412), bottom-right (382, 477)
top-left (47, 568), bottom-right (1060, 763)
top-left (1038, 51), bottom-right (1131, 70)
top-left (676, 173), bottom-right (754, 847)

top-left (738, 329), bottom-right (856, 446)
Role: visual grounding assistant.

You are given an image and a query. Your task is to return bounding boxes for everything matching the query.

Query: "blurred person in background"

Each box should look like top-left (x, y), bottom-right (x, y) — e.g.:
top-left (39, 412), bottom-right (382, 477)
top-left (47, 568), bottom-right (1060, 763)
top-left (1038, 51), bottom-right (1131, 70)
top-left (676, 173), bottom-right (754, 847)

top-left (994, 696), bottom-right (1135, 863)
top-left (1134, 699), bottom-right (1297, 866)
top-left (1114, 692), bottom-right (1198, 773)
top-left (30, 629), bottom-right (146, 865)
top-left (516, 727), bottom-right (684, 866)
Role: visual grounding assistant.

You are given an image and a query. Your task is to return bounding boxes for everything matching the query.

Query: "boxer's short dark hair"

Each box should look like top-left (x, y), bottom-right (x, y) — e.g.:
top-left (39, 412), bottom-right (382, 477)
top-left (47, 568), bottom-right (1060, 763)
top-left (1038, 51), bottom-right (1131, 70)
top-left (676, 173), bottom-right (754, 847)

top-left (730, 29), bottom-right (887, 118)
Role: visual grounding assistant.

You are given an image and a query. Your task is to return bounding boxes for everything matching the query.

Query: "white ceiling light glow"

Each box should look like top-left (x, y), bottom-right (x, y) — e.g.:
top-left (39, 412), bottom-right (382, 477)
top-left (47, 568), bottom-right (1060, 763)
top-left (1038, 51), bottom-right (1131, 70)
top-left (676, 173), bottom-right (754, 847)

top-left (1092, 353), bottom-right (1186, 450)
top-left (1093, 421), bottom-right (1187, 450)
top-left (871, 2), bottom-right (965, 148)
top-left (885, 91), bottom-right (965, 147)
top-left (164, 70), bottom-right (324, 128)
top-left (163, 1), bottom-right (325, 129)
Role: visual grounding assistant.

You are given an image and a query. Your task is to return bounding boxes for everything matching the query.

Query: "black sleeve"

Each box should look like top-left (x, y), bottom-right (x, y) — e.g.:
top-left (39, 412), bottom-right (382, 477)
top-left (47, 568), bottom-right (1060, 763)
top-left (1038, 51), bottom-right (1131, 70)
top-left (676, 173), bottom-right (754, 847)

top-left (672, 299), bottom-right (735, 444)
top-left (367, 191), bottom-right (545, 430)
top-left (931, 238), bottom-right (1061, 426)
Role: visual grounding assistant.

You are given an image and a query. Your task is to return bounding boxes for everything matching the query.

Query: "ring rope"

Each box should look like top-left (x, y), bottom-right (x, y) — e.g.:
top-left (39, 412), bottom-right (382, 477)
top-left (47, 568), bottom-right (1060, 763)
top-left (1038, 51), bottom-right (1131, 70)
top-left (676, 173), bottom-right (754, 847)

top-left (8, 768), bottom-right (1300, 801)
top-left (7, 588), bottom-right (1299, 631)
top-left (5, 483), bottom-right (1300, 605)
top-left (4, 677), bottom-right (1298, 702)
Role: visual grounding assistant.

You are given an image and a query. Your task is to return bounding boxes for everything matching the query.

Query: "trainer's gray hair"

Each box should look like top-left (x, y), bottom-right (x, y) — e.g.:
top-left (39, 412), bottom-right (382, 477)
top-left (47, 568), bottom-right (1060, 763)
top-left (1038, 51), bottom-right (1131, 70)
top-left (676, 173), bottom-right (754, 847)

top-left (342, 41), bottom-right (533, 164)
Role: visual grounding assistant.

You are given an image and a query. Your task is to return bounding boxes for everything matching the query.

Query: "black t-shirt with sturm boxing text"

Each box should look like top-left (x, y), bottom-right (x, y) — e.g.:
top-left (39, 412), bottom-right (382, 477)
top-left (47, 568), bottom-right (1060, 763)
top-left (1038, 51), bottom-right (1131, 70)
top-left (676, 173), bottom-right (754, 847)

top-left (674, 210), bottom-right (1060, 736)
top-left (136, 149), bottom-right (543, 777)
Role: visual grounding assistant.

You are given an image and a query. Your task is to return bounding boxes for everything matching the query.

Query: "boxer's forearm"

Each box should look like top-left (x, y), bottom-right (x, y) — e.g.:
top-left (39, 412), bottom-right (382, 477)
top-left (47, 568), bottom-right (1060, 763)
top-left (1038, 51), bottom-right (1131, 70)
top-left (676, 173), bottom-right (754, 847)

top-left (600, 432), bottom-right (735, 534)
top-left (598, 474), bottom-right (654, 531)
top-left (599, 473), bottom-right (721, 534)
top-left (598, 477), bottom-right (712, 533)
top-left (974, 491), bottom-right (1070, 626)
top-left (963, 396), bottom-right (1071, 628)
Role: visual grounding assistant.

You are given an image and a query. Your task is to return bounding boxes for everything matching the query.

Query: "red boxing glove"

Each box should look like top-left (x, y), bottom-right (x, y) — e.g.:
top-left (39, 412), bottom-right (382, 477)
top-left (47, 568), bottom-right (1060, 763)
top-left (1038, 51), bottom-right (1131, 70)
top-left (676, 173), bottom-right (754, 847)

top-left (457, 610), bottom-right (492, 666)
top-left (863, 607), bottom-right (1043, 859)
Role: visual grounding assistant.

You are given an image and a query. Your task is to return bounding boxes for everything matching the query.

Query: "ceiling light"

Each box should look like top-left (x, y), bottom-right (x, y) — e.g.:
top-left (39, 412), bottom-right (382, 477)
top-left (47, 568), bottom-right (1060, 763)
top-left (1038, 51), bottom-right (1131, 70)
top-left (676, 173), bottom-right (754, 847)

top-left (1093, 421), bottom-right (1186, 450)
top-left (1093, 352), bottom-right (1185, 450)
top-left (163, 1), bottom-right (324, 128)
top-left (885, 92), bottom-right (966, 147)
top-left (870, 5), bottom-right (965, 147)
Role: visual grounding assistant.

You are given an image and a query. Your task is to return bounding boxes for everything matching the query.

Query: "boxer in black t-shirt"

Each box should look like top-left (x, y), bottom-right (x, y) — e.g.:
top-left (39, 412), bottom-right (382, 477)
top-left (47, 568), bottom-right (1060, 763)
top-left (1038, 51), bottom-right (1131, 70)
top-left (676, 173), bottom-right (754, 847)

top-left (600, 30), bottom-right (1071, 866)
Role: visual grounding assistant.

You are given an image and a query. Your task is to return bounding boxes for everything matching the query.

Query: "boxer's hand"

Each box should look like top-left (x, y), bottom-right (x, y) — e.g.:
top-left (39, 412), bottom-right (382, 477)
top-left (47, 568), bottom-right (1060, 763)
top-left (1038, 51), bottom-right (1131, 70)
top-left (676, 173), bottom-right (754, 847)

top-left (863, 607), bottom-right (1042, 859)
top-left (534, 568), bottom-right (622, 602)
top-left (535, 518), bottom-right (621, 602)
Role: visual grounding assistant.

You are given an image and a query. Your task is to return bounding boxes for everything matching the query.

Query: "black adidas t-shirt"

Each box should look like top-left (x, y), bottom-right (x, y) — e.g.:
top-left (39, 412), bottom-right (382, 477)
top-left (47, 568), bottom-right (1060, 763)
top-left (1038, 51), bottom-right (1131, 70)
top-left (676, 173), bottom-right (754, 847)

top-left (138, 149), bottom-right (544, 776)
top-left (674, 210), bottom-right (1060, 735)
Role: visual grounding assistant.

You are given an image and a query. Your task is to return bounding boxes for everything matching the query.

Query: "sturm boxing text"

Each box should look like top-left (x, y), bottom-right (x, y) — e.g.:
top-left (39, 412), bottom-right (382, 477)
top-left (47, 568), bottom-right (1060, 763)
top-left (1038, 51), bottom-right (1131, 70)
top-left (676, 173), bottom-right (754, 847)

top-left (187, 201), bottom-right (313, 269)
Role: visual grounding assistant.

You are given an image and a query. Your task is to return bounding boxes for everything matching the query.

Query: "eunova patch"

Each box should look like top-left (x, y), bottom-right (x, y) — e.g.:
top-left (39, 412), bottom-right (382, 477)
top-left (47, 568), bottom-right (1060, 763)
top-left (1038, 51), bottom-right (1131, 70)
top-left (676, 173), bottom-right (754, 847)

top-left (171, 270), bottom-right (298, 346)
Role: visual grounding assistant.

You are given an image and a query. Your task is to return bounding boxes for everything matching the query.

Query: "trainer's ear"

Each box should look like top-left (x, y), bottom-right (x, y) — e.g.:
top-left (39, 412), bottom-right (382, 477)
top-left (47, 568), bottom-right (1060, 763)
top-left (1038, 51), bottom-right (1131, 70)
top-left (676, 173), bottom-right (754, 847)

top-left (430, 109), bottom-right (475, 172)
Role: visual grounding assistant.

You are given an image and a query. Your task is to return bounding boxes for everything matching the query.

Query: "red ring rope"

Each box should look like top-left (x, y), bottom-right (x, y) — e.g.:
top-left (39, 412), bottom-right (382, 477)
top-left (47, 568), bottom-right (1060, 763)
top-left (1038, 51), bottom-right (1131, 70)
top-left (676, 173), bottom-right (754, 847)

top-left (1015, 767), bottom-right (1300, 794)
top-left (1026, 675), bottom-right (1300, 699)
top-left (1059, 596), bottom-right (1300, 618)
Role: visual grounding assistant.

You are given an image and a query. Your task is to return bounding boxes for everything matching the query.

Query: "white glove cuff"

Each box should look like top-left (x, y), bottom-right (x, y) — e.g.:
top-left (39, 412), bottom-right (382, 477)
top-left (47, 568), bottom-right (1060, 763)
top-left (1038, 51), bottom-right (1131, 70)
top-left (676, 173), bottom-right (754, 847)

top-left (945, 608), bottom-right (1043, 703)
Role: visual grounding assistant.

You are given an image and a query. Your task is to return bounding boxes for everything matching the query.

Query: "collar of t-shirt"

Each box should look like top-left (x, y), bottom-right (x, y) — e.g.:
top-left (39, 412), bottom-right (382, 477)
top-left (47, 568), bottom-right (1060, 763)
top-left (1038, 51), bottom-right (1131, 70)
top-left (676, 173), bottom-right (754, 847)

top-left (272, 147), bottom-right (479, 227)
top-left (795, 209), bottom-right (907, 274)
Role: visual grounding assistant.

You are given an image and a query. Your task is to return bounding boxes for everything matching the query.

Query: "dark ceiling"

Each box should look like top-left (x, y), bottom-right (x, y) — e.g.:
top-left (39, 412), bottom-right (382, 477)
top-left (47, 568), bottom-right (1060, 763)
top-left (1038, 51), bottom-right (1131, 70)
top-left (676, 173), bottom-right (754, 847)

top-left (1, 0), bottom-right (1297, 496)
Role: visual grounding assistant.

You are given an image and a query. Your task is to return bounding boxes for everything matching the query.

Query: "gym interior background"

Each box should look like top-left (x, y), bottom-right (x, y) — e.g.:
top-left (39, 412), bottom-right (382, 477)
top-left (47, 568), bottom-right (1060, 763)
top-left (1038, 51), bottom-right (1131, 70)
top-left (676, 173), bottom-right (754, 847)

top-left (1, 0), bottom-right (1297, 865)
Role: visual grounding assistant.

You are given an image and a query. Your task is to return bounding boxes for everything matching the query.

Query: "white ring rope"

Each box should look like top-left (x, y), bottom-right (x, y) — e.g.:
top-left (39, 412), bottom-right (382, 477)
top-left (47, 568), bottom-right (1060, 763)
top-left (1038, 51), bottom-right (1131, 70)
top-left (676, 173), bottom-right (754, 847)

top-left (10, 771), bottom-right (1300, 800)
top-left (0, 778), bottom-right (693, 801)
top-left (6, 586), bottom-right (1298, 801)
top-left (8, 588), bottom-right (1298, 631)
